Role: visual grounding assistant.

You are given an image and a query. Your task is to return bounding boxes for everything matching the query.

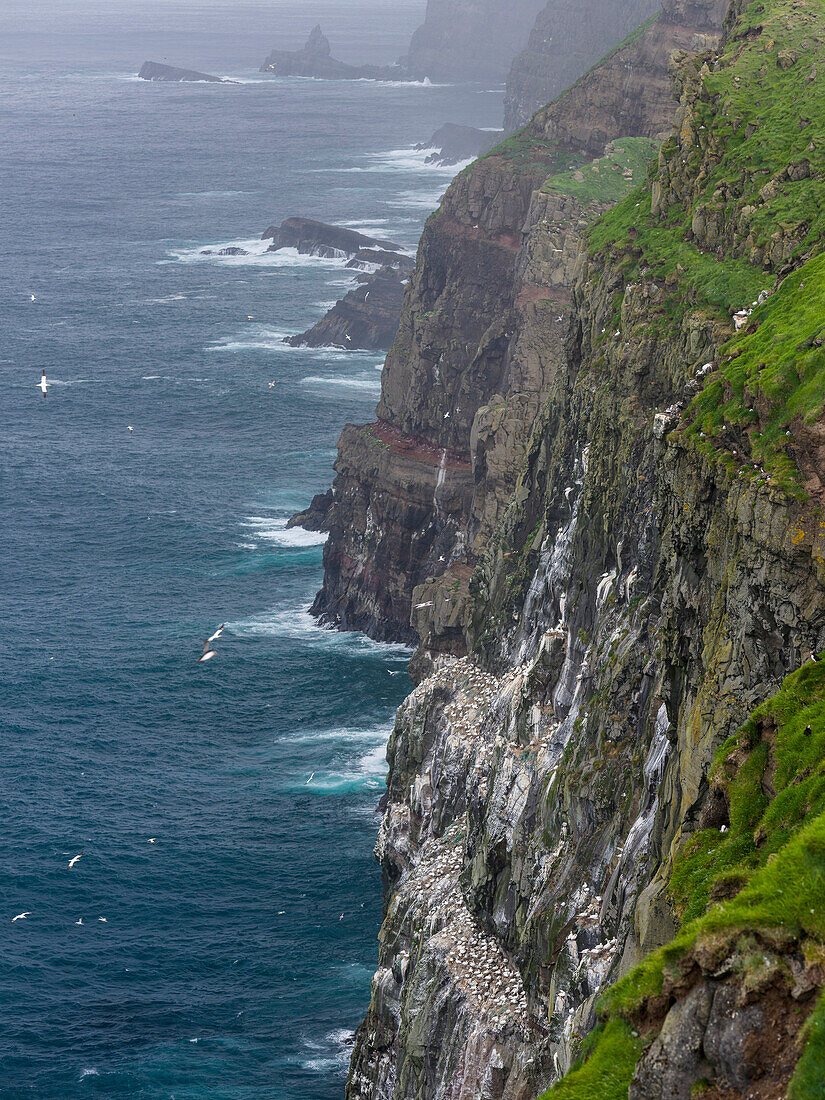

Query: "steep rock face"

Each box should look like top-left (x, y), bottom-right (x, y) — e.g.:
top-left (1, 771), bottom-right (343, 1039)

top-left (285, 268), bottom-right (409, 351)
top-left (503, 0), bottom-right (662, 133)
top-left (312, 0), bottom-right (727, 647)
top-left (529, 0), bottom-right (730, 156)
top-left (343, 0), bottom-right (825, 1096)
top-left (403, 0), bottom-right (547, 82)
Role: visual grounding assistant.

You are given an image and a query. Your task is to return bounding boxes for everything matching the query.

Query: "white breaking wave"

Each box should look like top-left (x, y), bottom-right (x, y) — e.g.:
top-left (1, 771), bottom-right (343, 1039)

top-left (301, 374), bottom-right (382, 393)
top-left (230, 601), bottom-right (412, 656)
top-left (208, 327), bottom-right (383, 357)
top-left (300, 1027), bottom-right (356, 1074)
top-left (161, 240), bottom-right (361, 269)
top-left (364, 146), bottom-right (472, 175)
top-left (385, 186), bottom-right (450, 210)
top-left (289, 722), bottom-right (392, 746)
top-left (240, 517), bottom-right (327, 548)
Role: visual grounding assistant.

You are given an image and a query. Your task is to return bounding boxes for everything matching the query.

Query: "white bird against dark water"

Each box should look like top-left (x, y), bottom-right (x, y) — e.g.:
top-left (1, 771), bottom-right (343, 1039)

top-left (98, 917), bottom-right (107, 923)
top-left (198, 641), bottom-right (217, 663)
top-left (30, 294), bottom-right (37, 302)
top-left (75, 918), bottom-right (83, 925)
top-left (127, 426), bottom-right (134, 432)
top-left (148, 838), bottom-right (156, 844)
top-left (68, 853), bottom-right (82, 869)
top-left (207, 624), bottom-right (225, 643)
top-left (268, 380), bottom-right (277, 389)
top-left (306, 772), bottom-right (315, 784)
top-left (40, 370), bottom-right (47, 398)
top-left (10, 912), bottom-right (31, 923)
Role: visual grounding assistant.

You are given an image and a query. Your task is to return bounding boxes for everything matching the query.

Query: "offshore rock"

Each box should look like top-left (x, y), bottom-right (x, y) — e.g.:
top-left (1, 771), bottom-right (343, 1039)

top-left (416, 123), bottom-right (504, 167)
top-left (260, 26), bottom-right (405, 81)
top-left (137, 61), bottom-right (231, 83)
top-left (262, 217), bottom-right (403, 260)
top-left (285, 267), bottom-right (409, 351)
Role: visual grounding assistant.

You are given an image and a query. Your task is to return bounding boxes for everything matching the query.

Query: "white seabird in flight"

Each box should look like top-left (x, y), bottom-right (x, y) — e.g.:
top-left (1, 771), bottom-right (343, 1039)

top-left (207, 624), bottom-right (225, 643)
top-left (68, 853), bottom-right (83, 869)
top-left (10, 912), bottom-right (31, 923)
top-left (40, 370), bottom-right (48, 398)
top-left (198, 640), bottom-right (217, 664)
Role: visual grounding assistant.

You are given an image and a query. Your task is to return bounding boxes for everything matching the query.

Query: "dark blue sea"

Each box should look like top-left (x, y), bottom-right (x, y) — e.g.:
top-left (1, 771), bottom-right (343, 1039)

top-left (0, 2), bottom-right (501, 1095)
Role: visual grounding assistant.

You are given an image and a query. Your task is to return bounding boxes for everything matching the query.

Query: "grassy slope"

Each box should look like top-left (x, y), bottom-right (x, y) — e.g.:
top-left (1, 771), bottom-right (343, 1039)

top-left (588, 0), bottom-right (825, 495)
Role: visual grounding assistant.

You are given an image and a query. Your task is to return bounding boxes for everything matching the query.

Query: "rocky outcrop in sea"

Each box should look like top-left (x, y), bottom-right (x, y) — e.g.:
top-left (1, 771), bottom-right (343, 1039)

top-left (262, 218), bottom-right (414, 351)
top-left (260, 26), bottom-right (405, 81)
top-left (138, 61), bottom-right (232, 83)
top-left (295, 0), bottom-right (825, 1094)
top-left (416, 124), bottom-right (504, 168)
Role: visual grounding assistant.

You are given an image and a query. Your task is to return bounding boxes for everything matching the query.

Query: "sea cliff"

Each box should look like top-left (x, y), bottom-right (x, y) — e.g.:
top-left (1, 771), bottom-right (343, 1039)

top-left (302, 0), bottom-right (825, 1094)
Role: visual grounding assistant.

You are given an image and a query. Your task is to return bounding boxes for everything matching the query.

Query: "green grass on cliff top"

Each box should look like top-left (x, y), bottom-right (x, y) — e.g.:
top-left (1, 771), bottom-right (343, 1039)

top-left (539, 658), bottom-right (825, 1098)
top-left (542, 137), bottom-right (660, 206)
top-left (594, 0), bottom-right (825, 265)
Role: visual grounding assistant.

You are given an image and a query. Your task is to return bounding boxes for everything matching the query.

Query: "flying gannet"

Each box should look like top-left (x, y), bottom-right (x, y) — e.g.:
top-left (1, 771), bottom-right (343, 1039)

top-left (10, 912), bottom-right (31, 923)
top-left (207, 624), bottom-right (225, 643)
top-left (40, 370), bottom-right (47, 398)
top-left (68, 853), bottom-right (83, 869)
top-left (198, 640), bottom-right (217, 663)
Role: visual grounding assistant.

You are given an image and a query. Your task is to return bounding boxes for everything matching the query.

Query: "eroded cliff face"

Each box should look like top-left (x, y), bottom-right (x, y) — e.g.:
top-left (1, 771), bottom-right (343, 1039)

top-left (313, 0), bottom-right (728, 648)
top-left (503, 0), bottom-right (663, 133)
top-left (403, 0), bottom-right (547, 82)
top-left (338, 0), bottom-right (825, 1095)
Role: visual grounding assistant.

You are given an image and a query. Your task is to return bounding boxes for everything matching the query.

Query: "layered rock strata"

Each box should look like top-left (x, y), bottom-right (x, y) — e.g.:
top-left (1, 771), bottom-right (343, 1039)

top-left (330, 0), bottom-right (825, 1095)
top-left (311, 0), bottom-right (728, 646)
top-left (503, 0), bottom-right (663, 132)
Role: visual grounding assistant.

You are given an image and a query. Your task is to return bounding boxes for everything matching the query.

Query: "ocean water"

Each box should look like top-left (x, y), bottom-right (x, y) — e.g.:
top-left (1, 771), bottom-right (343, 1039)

top-left (0, 2), bottom-right (501, 1096)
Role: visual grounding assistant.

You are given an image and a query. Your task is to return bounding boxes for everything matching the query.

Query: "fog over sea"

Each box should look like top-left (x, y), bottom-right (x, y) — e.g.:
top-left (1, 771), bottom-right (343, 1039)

top-left (0, 2), bottom-right (502, 1095)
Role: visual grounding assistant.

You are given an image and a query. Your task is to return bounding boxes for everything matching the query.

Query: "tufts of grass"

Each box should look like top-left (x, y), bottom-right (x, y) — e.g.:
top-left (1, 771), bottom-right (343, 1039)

top-left (543, 138), bottom-right (660, 206)
top-left (683, 253), bottom-right (825, 497)
top-left (589, 188), bottom-right (771, 315)
top-left (536, 1019), bottom-right (643, 1100)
